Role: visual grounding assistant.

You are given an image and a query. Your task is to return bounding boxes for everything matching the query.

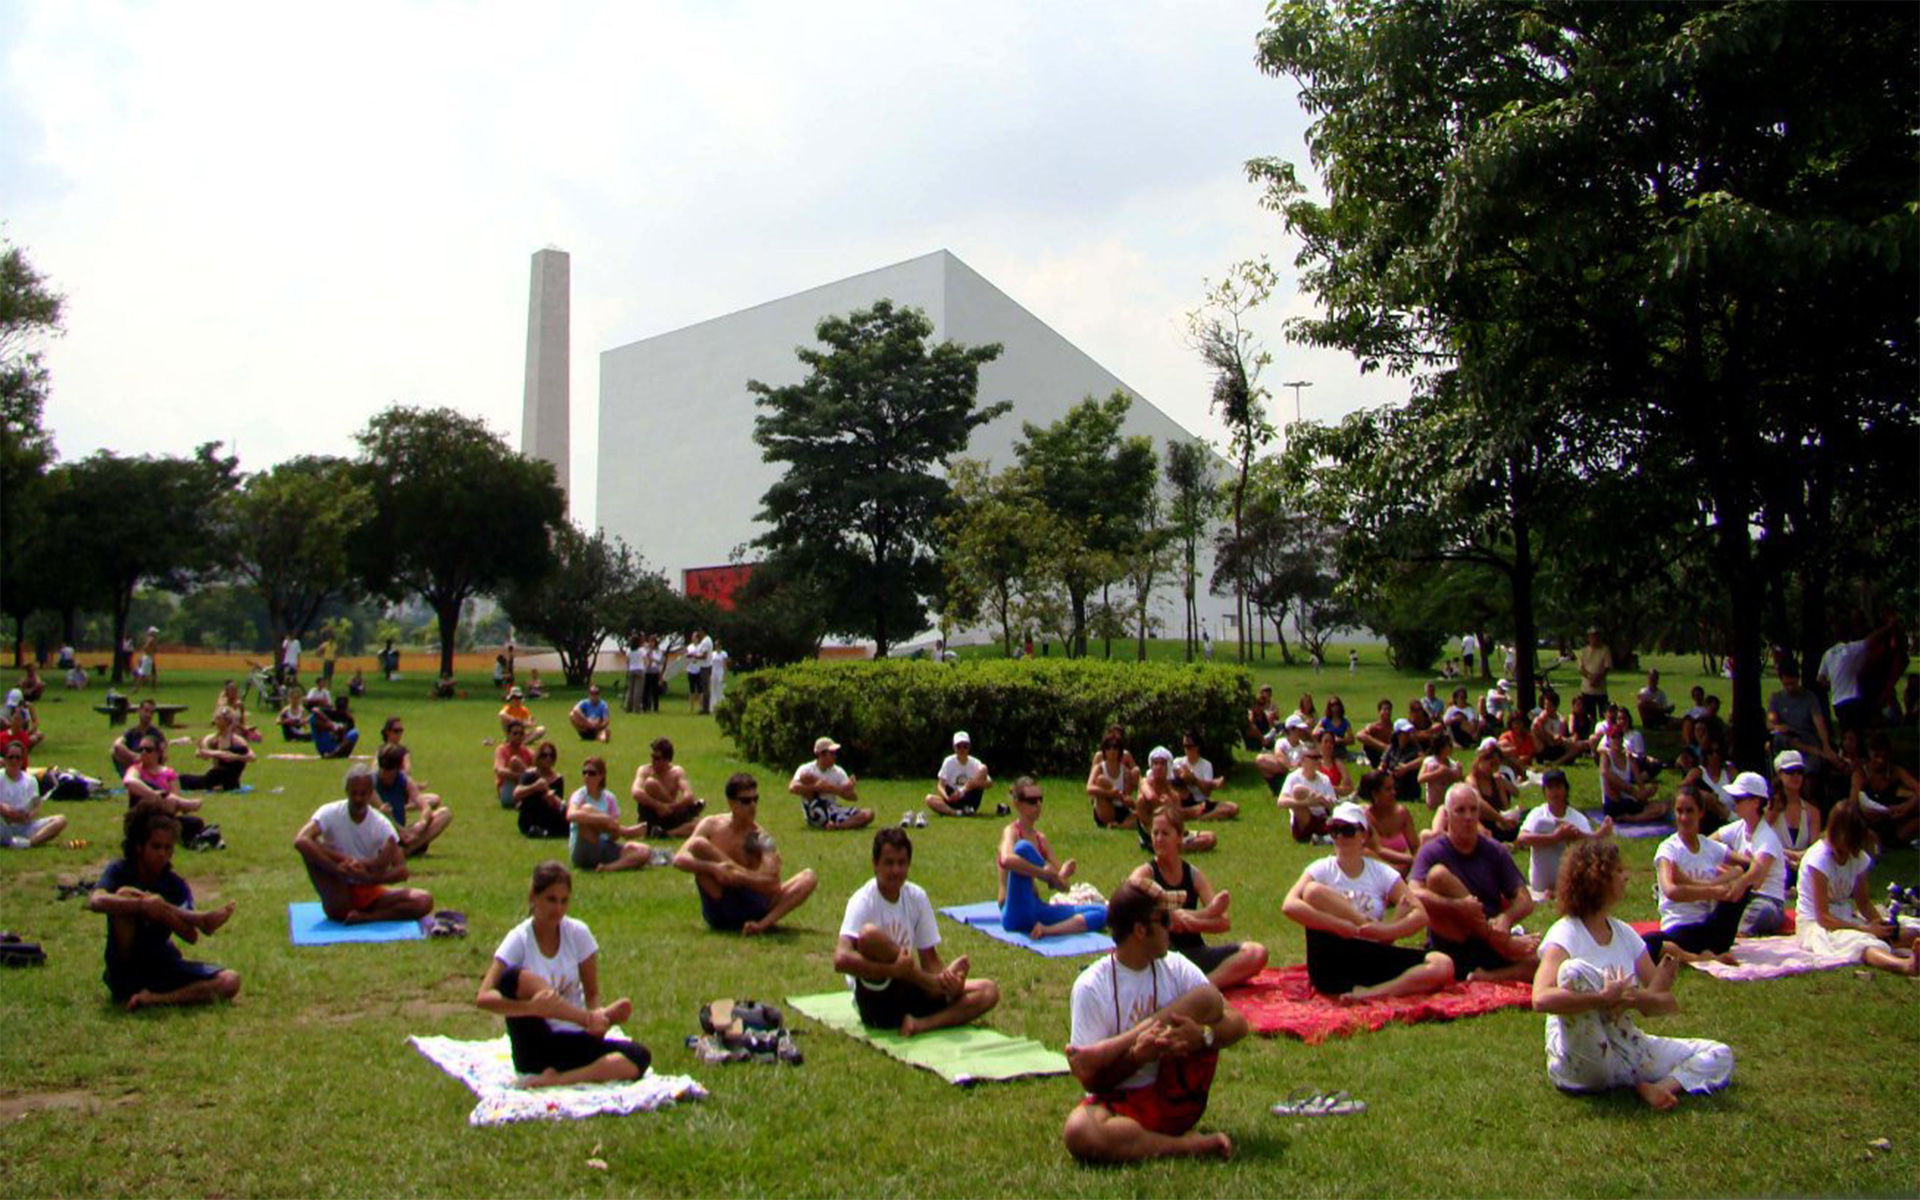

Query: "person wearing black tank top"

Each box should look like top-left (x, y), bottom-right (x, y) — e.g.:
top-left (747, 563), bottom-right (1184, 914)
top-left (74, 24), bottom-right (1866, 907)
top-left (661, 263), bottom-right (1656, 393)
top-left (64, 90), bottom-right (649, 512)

top-left (1127, 810), bottom-right (1266, 989)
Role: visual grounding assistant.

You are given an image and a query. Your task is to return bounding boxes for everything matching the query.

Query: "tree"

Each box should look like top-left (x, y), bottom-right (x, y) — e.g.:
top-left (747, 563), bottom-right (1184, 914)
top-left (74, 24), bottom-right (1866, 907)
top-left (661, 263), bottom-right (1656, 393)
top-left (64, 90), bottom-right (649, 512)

top-left (1162, 439), bottom-right (1217, 661)
top-left (352, 406), bottom-right (565, 680)
top-left (1120, 485), bottom-right (1174, 661)
top-left (1186, 259), bottom-right (1277, 663)
top-left (224, 457), bottom-right (370, 647)
top-left (1252, 1), bottom-right (1917, 762)
top-left (1012, 392), bottom-right (1157, 658)
top-left (0, 239), bottom-right (63, 665)
top-left (500, 524), bottom-right (643, 687)
top-left (714, 558), bottom-right (831, 669)
top-left (936, 459), bottom-right (1062, 658)
top-left (750, 300), bottom-right (1008, 657)
top-left (56, 446), bottom-right (240, 681)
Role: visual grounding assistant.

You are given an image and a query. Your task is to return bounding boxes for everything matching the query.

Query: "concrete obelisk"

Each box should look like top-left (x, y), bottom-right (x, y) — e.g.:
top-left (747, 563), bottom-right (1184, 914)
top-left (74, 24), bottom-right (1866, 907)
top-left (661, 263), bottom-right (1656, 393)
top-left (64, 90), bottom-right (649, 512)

top-left (522, 247), bottom-right (570, 511)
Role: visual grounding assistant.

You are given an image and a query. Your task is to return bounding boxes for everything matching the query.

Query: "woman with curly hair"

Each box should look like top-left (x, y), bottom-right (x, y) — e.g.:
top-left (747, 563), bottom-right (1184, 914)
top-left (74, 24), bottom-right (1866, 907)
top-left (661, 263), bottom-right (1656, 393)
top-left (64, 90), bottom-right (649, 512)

top-left (1531, 839), bottom-right (1733, 1110)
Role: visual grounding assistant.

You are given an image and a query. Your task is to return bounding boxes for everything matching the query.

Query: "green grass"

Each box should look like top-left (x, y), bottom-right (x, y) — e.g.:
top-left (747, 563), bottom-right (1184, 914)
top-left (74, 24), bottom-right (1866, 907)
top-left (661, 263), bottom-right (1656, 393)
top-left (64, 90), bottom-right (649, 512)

top-left (2, 649), bottom-right (1916, 1198)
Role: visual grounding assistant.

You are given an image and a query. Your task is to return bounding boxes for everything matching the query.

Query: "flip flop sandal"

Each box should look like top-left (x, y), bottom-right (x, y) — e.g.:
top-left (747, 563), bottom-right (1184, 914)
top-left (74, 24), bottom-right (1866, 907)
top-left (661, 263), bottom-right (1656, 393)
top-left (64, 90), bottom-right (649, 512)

top-left (1270, 1087), bottom-right (1324, 1116)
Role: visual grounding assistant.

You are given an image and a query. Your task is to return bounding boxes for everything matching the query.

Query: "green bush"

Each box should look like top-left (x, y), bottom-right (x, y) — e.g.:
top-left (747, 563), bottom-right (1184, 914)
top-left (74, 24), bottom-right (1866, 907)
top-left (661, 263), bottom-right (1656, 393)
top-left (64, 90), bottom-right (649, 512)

top-left (716, 659), bottom-right (1255, 777)
top-left (1385, 627), bottom-right (1444, 673)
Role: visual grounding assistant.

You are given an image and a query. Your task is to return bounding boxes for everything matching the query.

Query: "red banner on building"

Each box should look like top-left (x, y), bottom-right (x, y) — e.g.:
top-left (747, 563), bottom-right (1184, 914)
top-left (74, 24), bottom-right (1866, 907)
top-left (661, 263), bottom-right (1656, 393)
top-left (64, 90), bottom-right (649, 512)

top-left (683, 563), bottom-right (756, 611)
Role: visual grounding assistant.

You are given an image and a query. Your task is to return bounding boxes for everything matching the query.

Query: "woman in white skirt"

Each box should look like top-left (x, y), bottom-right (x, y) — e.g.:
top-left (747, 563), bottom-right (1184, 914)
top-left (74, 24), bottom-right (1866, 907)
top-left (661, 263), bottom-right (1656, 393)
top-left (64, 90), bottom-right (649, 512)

top-left (1796, 800), bottom-right (1919, 977)
top-left (1531, 839), bottom-right (1733, 1110)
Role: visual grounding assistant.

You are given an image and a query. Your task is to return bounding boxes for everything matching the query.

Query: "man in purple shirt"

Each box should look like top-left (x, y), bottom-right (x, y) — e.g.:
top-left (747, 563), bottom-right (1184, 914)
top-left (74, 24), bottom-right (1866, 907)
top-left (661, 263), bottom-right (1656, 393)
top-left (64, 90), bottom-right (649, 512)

top-left (1410, 783), bottom-right (1539, 982)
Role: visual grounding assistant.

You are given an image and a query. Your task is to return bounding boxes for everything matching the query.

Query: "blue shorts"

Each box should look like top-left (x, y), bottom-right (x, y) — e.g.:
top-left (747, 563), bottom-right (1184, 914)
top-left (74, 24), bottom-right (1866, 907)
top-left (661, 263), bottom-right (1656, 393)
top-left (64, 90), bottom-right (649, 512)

top-left (699, 883), bottom-right (773, 932)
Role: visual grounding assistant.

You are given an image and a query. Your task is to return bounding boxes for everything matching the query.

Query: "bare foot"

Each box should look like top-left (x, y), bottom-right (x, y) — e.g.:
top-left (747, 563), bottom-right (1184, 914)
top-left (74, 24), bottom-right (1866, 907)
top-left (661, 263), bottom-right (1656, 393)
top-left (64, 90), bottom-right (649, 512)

top-left (516, 1068), bottom-right (561, 1089)
top-left (1031, 923), bottom-right (1050, 941)
top-left (742, 918), bottom-right (769, 937)
top-left (1188, 1132), bottom-right (1233, 1159)
top-left (603, 998), bottom-right (633, 1025)
top-left (948, 955), bottom-right (970, 986)
top-left (1634, 1080), bottom-right (1680, 1111)
top-left (899, 1015), bottom-right (921, 1039)
top-left (200, 902), bottom-right (236, 935)
top-left (1466, 968), bottom-right (1491, 984)
top-left (1715, 952), bottom-right (1739, 967)
top-left (126, 990), bottom-right (156, 1013)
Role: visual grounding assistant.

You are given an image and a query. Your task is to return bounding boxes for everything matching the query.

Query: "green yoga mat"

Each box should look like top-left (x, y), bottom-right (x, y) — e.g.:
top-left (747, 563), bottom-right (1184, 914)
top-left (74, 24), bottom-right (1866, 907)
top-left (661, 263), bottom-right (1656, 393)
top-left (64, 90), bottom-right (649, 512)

top-left (787, 992), bottom-right (1069, 1086)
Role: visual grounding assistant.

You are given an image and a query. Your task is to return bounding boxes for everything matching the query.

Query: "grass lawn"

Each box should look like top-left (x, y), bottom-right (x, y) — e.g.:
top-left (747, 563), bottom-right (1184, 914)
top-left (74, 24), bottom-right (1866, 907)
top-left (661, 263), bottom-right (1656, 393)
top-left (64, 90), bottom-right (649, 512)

top-left (2, 646), bottom-right (1915, 1198)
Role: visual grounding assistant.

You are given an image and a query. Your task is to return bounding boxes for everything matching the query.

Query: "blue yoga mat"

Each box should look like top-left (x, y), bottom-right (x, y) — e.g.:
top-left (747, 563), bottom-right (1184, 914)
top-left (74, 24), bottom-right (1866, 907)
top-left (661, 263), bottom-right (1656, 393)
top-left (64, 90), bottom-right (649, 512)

top-left (938, 901), bottom-right (1111, 957)
top-left (288, 901), bottom-right (426, 945)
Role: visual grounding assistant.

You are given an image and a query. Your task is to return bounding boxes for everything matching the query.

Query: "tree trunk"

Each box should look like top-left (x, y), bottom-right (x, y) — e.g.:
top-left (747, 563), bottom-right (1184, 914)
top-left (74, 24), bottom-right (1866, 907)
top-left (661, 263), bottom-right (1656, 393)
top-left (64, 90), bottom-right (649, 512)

top-left (110, 583), bottom-right (133, 685)
top-left (434, 596), bottom-right (461, 682)
top-left (1510, 518), bottom-right (1539, 717)
top-left (10, 616), bottom-right (23, 668)
top-left (1101, 582), bottom-right (1112, 660)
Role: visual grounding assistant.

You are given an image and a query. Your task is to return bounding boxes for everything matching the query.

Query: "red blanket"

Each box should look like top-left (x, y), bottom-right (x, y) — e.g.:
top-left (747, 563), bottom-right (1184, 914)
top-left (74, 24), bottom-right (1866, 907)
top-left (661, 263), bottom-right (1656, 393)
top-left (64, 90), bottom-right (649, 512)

top-left (1223, 966), bottom-right (1533, 1045)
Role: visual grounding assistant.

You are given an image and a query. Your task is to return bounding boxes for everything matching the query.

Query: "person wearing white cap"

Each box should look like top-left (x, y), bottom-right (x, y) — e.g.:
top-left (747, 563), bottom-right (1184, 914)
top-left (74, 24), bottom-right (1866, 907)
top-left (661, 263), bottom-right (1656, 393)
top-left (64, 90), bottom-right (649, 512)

top-left (1766, 750), bottom-right (1821, 885)
top-left (1282, 800), bottom-right (1454, 999)
top-left (1642, 787), bottom-right (1752, 965)
top-left (789, 738), bottom-right (873, 831)
top-left (1794, 799), bottom-right (1919, 976)
top-left (497, 687), bottom-right (545, 743)
top-left (1255, 715), bottom-right (1311, 796)
top-left (925, 732), bottom-right (992, 819)
top-left (1275, 740), bottom-right (1338, 844)
top-left (1136, 749), bottom-right (1219, 854)
top-left (1709, 772), bottom-right (1789, 936)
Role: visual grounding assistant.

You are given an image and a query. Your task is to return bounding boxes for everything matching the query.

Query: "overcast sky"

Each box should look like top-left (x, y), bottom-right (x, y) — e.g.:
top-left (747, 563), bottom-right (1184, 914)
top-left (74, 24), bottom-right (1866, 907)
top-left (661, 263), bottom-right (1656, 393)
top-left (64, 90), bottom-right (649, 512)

top-left (4, 0), bottom-right (1406, 528)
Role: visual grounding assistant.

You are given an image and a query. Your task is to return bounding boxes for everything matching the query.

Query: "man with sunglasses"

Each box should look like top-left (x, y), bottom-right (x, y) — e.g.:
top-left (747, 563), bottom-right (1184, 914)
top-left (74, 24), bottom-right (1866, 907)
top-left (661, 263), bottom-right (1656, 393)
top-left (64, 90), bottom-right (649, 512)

top-left (568, 684), bottom-right (612, 743)
top-left (674, 772), bottom-right (817, 935)
top-left (1062, 881), bottom-right (1245, 1163)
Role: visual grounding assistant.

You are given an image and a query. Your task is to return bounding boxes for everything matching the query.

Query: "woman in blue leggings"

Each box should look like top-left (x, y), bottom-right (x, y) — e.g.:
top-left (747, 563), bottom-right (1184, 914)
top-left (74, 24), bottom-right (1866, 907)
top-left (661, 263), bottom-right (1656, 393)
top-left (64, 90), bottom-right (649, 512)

top-left (997, 777), bottom-right (1106, 940)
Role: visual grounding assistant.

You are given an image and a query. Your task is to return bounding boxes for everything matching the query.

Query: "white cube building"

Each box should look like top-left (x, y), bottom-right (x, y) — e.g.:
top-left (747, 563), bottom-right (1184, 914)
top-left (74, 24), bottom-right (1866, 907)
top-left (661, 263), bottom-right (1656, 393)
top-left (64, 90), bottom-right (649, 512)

top-left (595, 248), bottom-right (1234, 644)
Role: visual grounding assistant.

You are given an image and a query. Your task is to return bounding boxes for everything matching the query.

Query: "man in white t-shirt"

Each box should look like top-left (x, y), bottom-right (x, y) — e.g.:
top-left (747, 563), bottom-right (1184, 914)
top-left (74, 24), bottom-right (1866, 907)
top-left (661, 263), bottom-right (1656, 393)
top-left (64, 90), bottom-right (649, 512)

top-left (1461, 632), bottom-right (1479, 674)
top-left (684, 630), bottom-right (714, 713)
top-left (280, 635), bottom-right (302, 687)
top-left (1255, 714), bottom-right (1311, 797)
top-left (1061, 882), bottom-right (1246, 1163)
top-left (1277, 743), bottom-right (1338, 843)
top-left (789, 737), bottom-right (873, 831)
top-left (293, 764), bottom-right (434, 924)
top-left (925, 731), bottom-right (992, 818)
top-left (834, 827), bottom-right (999, 1037)
top-left (1516, 769), bottom-right (1611, 897)
top-left (1817, 631), bottom-right (1872, 734)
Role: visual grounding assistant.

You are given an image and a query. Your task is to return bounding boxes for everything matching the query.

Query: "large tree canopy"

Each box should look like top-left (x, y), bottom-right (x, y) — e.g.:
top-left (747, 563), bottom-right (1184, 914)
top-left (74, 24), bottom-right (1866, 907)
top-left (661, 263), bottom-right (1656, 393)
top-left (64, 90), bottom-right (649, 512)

top-left (499, 523), bottom-right (643, 687)
top-left (352, 406), bottom-right (565, 680)
top-left (0, 239), bottom-right (64, 664)
top-left (223, 456), bottom-right (370, 646)
top-left (750, 300), bottom-right (1008, 657)
top-left (1253, 0), bottom-right (1917, 763)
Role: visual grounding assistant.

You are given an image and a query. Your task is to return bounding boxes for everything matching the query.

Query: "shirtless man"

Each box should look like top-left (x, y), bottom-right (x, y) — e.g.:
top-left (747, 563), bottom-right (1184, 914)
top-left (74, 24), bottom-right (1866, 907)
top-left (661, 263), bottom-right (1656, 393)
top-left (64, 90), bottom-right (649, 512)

top-left (493, 721), bottom-right (537, 808)
top-left (630, 737), bottom-right (705, 837)
top-left (1137, 749), bottom-right (1218, 853)
top-left (674, 772), bottom-right (817, 935)
top-left (293, 764), bottom-right (435, 924)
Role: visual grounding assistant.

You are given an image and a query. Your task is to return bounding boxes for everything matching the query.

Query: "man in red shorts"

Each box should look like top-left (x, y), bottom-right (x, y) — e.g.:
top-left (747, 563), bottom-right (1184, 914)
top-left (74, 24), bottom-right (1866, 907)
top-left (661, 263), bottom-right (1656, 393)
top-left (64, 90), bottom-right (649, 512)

top-left (1061, 881), bottom-right (1247, 1162)
top-left (294, 764), bottom-right (434, 924)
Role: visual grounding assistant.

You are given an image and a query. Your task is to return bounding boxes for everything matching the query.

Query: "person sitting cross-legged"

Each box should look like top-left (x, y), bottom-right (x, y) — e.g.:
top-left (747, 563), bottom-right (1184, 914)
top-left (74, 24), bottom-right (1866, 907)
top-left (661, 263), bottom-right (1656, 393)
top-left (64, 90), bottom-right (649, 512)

top-left (834, 827), bottom-right (1000, 1037)
top-left (999, 777), bottom-right (1107, 940)
top-left (1129, 808), bottom-right (1267, 989)
top-left (1, 740), bottom-right (68, 849)
top-left (1532, 838), bottom-right (1732, 1111)
top-left (674, 772), bottom-right (817, 935)
top-left (1282, 801), bottom-right (1454, 1001)
top-left (493, 721), bottom-right (537, 809)
top-left (789, 737), bottom-right (873, 831)
top-left (372, 743), bottom-right (452, 858)
top-left (110, 700), bottom-right (164, 774)
top-left (1060, 882), bottom-right (1247, 1164)
top-left (629, 736), bottom-right (706, 838)
top-left (568, 685), bottom-right (611, 743)
top-left (293, 764), bottom-right (434, 924)
top-left (566, 756), bottom-right (656, 872)
top-left (476, 861), bottom-right (651, 1089)
top-left (87, 806), bottom-right (241, 1012)
top-left (925, 730), bottom-right (992, 818)
top-left (1409, 783), bottom-right (1540, 983)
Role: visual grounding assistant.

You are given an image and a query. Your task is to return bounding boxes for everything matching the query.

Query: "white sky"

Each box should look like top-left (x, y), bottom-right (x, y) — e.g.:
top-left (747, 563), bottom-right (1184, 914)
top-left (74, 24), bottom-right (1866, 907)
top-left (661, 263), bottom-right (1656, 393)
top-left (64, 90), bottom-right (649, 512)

top-left (3, 0), bottom-right (1407, 528)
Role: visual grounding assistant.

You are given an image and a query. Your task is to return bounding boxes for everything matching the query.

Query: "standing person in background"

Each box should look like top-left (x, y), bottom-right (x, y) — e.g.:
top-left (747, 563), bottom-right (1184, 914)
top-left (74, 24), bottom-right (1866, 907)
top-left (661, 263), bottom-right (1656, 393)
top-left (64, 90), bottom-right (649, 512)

top-left (644, 636), bottom-right (665, 712)
top-left (685, 629), bottom-right (714, 714)
top-left (318, 630), bottom-right (337, 689)
top-left (623, 636), bottom-right (646, 715)
top-left (1578, 627), bottom-right (1613, 716)
top-left (709, 644), bottom-right (729, 710)
top-left (280, 633), bottom-right (302, 690)
top-left (1461, 632), bottom-right (1478, 676)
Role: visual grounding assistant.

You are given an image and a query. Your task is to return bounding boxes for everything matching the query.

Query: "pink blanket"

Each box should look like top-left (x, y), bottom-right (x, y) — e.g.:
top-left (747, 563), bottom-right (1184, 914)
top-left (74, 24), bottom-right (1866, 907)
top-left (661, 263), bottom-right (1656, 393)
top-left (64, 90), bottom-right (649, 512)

top-left (1687, 936), bottom-right (1856, 981)
top-left (1223, 965), bottom-right (1533, 1045)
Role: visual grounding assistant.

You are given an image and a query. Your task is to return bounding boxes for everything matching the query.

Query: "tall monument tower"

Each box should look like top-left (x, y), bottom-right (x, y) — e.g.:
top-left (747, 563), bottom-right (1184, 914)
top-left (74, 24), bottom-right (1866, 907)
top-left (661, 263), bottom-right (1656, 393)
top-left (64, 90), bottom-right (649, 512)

top-left (522, 247), bottom-right (570, 508)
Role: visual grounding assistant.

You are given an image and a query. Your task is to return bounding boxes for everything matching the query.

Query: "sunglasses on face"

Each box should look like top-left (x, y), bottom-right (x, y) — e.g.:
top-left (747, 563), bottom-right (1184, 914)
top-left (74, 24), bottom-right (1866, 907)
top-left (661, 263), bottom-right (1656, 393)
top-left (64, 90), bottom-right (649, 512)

top-left (735, 793), bottom-right (760, 804)
top-left (1327, 823), bottom-right (1361, 838)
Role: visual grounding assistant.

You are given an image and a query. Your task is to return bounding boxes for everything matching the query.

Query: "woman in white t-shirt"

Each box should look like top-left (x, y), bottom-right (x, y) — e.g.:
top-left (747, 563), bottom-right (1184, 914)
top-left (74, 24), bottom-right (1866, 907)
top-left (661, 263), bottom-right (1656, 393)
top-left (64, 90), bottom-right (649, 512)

top-left (476, 861), bottom-right (651, 1087)
top-left (1795, 801), bottom-right (1920, 976)
top-left (1281, 802), bottom-right (1453, 1000)
top-left (1644, 788), bottom-right (1751, 965)
top-left (1708, 774), bottom-right (1789, 937)
top-left (566, 756), bottom-right (656, 872)
top-left (1532, 839), bottom-right (1733, 1110)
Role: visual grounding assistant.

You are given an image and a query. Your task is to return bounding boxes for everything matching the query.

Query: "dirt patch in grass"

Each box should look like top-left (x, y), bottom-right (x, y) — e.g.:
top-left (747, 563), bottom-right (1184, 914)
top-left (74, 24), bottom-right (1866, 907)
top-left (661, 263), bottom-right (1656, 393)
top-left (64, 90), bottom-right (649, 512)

top-left (0, 1089), bottom-right (141, 1122)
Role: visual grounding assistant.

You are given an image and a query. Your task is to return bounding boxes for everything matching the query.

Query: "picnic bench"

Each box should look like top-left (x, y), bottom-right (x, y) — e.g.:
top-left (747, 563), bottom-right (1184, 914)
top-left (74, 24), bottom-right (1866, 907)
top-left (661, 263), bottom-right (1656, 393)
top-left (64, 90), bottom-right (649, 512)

top-left (93, 698), bottom-right (189, 728)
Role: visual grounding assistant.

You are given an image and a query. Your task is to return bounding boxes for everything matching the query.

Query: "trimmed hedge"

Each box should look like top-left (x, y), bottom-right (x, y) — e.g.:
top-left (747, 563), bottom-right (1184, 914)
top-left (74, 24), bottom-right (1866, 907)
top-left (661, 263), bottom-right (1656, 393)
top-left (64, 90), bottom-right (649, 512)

top-left (715, 659), bottom-right (1255, 778)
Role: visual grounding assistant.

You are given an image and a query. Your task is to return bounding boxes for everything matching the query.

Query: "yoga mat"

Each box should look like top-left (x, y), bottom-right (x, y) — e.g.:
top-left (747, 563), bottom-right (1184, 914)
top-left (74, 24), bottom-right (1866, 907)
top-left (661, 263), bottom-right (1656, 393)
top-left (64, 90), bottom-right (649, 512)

top-left (288, 901), bottom-right (426, 945)
top-left (1579, 811), bottom-right (1674, 839)
top-left (410, 1033), bottom-right (706, 1126)
top-left (787, 991), bottom-right (1068, 1085)
top-left (1223, 965), bottom-right (1533, 1045)
top-left (938, 901), bottom-right (1112, 957)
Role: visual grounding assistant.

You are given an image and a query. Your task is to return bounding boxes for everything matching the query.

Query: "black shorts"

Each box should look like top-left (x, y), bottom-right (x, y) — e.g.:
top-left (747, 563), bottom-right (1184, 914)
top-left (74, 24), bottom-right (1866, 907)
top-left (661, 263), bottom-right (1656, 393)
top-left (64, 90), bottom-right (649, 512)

top-left (943, 786), bottom-right (983, 814)
top-left (852, 980), bottom-right (950, 1030)
top-left (1093, 800), bottom-right (1133, 829)
top-left (1427, 932), bottom-right (1512, 980)
top-left (105, 951), bottom-right (222, 1004)
top-left (1305, 929), bottom-right (1430, 995)
top-left (497, 967), bottom-right (650, 1075)
top-left (699, 883), bottom-right (774, 932)
top-left (1173, 941), bottom-right (1240, 977)
top-left (576, 726), bottom-right (602, 741)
